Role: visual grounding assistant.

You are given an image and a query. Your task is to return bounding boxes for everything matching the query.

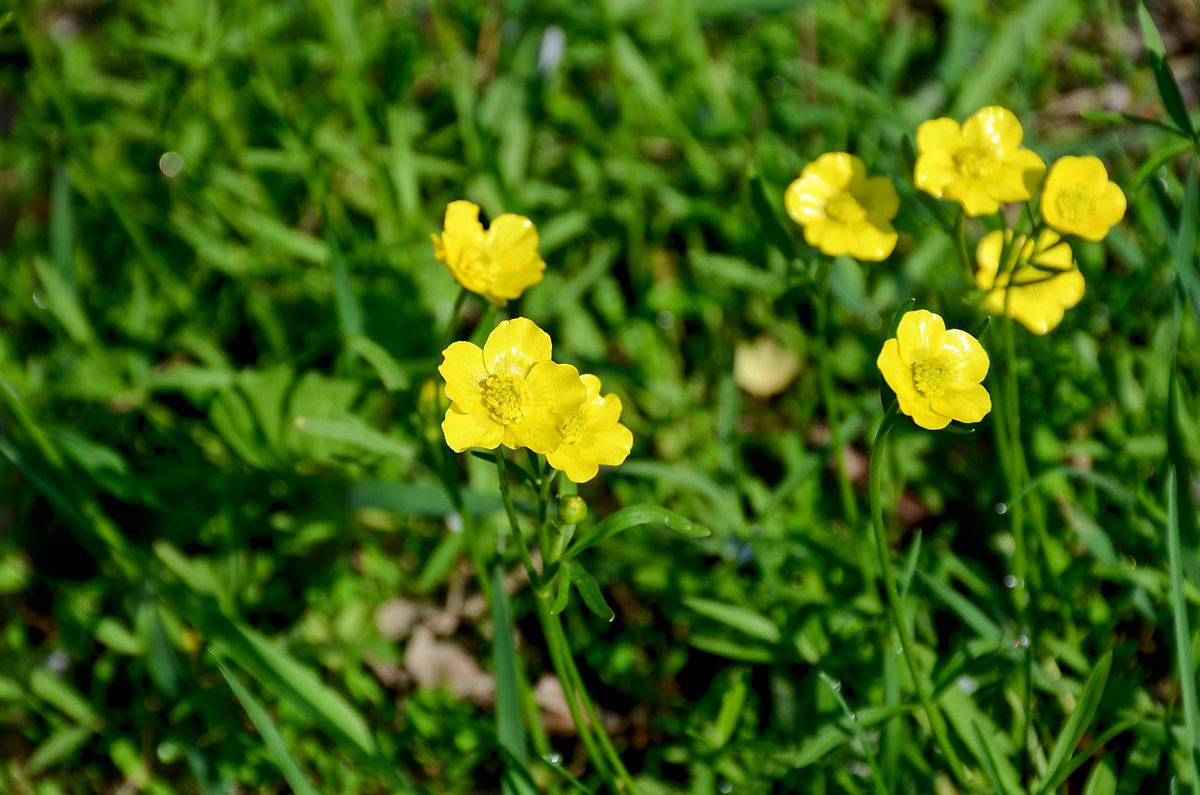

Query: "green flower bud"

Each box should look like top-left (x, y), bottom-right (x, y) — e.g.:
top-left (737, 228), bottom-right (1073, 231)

top-left (558, 495), bottom-right (587, 525)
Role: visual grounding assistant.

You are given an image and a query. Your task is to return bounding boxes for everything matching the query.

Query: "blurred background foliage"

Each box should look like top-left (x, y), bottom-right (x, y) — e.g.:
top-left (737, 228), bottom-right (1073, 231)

top-left (1, 0), bottom-right (1199, 792)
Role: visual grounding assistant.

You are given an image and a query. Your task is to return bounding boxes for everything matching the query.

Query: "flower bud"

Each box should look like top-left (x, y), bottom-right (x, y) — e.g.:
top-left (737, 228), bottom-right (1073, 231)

top-left (558, 495), bottom-right (588, 525)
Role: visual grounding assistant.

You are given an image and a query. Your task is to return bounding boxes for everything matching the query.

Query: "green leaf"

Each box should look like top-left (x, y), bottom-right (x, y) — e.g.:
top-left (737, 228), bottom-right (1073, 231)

top-left (491, 565), bottom-right (536, 795)
top-left (1133, 138), bottom-right (1193, 189)
top-left (1138, 3), bottom-right (1196, 140)
top-left (213, 653), bottom-right (320, 795)
top-left (27, 726), bottom-right (94, 774)
top-left (820, 672), bottom-right (889, 795)
top-left (1035, 651), bottom-right (1114, 795)
top-left (1039, 719), bottom-right (1136, 794)
top-left (971, 719), bottom-right (1019, 795)
top-left (563, 560), bottom-right (614, 623)
top-left (682, 596), bottom-right (780, 645)
top-left (345, 336), bottom-right (411, 391)
top-left (566, 505), bottom-right (709, 558)
top-left (749, 169), bottom-right (797, 260)
top-left (776, 705), bottom-right (913, 768)
top-left (293, 415), bottom-right (415, 460)
top-left (29, 669), bottom-right (97, 727)
top-left (327, 227), bottom-right (363, 339)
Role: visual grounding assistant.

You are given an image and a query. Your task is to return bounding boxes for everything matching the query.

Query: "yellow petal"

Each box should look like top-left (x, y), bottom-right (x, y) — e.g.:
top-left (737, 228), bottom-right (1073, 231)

top-left (939, 329), bottom-right (989, 383)
top-left (846, 219), bottom-right (897, 261)
top-left (439, 341), bottom-right (487, 410)
top-left (896, 309), bottom-right (945, 362)
top-left (586, 421), bottom-right (634, 466)
top-left (525, 360), bottom-right (588, 424)
top-left (546, 444), bottom-right (600, 484)
top-left (876, 339), bottom-right (917, 403)
top-left (996, 147), bottom-right (1046, 200)
top-left (483, 317), bottom-right (553, 377)
top-left (914, 151), bottom-right (958, 197)
top-left (974, 230), bottom-right (1005, 290)
top-left (485, 214), bottom-right (546, 300)
top-left (1096, 181), bottom-right (1127, 229)
top-left (785, 176), bottom-right (832, 224)
top-left (506, 408), bottom-right (563, 454)
top-left (963, 106), bottom-right (1023, 149)
top-left (811, 220), bottom-right (856, 258)
top-left (944, 177), bottom-right (1000, 216)
top-left (442, 404), bottom-right (504, 452)
top-left (806, 152), bottom-right (861, 192)
top-left (916, 117), bottom-right (963, 157)
top-left (933, 381), bottom-right (991, 424)
top-left (578, 373), bottom-right (603, 401)
top-left (899, 393), bottom-right (952, 430)
top-left (437, 200), bottom-right (486, 265)
top-left (860, 176), bottom-right (900, 221)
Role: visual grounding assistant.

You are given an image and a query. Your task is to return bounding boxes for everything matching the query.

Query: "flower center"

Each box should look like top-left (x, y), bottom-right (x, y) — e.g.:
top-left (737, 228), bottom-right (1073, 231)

top-left (1053, 189), bottom-right (1092, 224)
top-left (561, 411), bottom-right (585, 445)
top-left (458, 246), bottom-right (493, 286)
top-left (825, 191), bottom-right (866, 223)
top-left (953, 147), bottom-right (1000, 178)
top-left (482, 373), bottom-right (531, 424)
top-left (912, 356), bottom-right (951, 398)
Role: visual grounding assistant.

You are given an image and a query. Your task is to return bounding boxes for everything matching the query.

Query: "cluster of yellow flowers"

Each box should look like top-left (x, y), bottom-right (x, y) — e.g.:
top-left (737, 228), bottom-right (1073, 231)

top-left (785, 105), bottom-right (1124, 430)
top-left (433, 203), bottom-right (633, 483)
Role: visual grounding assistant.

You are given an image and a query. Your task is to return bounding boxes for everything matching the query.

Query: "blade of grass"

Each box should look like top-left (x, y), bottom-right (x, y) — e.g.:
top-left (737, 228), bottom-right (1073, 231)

top-left (212, 652), bottom-right (320, 795)
top-left (1034, 651), bottom-right (1113, 795)
top-left (819, 672), bottom-right (889, 795)
top-left (1167, 465), bottom-right (1200, 795)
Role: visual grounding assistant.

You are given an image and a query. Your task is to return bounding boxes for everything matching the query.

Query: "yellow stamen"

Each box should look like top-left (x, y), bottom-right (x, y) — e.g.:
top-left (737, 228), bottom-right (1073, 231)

top-left (912, 356), bottom-right (951, 397)
top-left (1053, 189), bottom-right (1092, 224)
top-left (954, 147), bottom-right (1001, 178)
top-left (482, 373), bottom-right (531, 424)
top-left (561, 412), bottom-right (585, 444)
top-left (825, 191), bottom-right (867, 224)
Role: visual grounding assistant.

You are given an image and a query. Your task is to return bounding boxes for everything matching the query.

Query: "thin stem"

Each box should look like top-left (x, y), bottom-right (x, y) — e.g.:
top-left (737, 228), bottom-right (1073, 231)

top-left (496, 448), bottom-right (541, 588)
top-left (439, 287), bottom-right (470, 350)
top-left (953, 210), bottom-right (973, 281)
top-left (537, 461), bottom-right (558, 562)
top-left (869, 402), bottom-right (967, 786)
top-left (814, 258), bottom-right (861, 532)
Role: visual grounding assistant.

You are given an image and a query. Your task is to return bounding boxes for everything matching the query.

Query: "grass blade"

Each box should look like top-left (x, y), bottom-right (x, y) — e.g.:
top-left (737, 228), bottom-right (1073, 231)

top-left (1035, 651), bottom-right (1113, 795)
top-left (213, 652), bottom-right (320, 795)
top-left (1168, 465), bottom-right (1200, 795)
top-left (820, 672), bottom-right (889, 795)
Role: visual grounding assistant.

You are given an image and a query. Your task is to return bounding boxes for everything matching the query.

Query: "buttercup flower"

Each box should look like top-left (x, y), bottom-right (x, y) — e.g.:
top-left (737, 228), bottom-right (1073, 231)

top-left (546, 374), bottom-right (633, 483)
top-left (439, 318), bottom-right (586, 453)
top-left (876, 310), bottom-right (991, 431)
top-left (914, 106), bottom-right (1046, 216)
top-left (432, 200), bottom-right (546, 305)
top-left (975, 230), bottom-right (1084, 335)
top-left (1040, 156), bottom-right (1126, 241)
top-left (734, 336), bottom-right (800, 398)
top-left (784, 152), bottom-right (899, 261)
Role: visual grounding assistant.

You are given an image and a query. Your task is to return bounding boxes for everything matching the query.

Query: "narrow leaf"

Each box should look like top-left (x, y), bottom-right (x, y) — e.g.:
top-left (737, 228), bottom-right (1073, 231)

top-left (566, 505), bottom-right (709, 558)
top-left (1036, 651), bottom-right (1114, 795)
top-left (564, 560), bottom-right (614, 623)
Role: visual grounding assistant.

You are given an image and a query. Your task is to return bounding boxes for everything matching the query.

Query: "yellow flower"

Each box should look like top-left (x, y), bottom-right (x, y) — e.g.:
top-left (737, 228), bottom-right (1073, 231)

top-left (546, 374), bottom-right (633, 483)
top-left (914, 106), bottom-right (1046, 216)
top-left (431, 200), bottom-right (546, 305)
top-left (784, 152), bottom-right (899, 261)
top-left (975, 229), bottom-right (1084, 335)
top-left (733, 336), bottom-right (800, 398)
top-left (439, 318), bottom-right (585, 453)
top-left (876, 310), bottom-right (991, 431)
top-left (1040, 156), bottom-right (1126, 241)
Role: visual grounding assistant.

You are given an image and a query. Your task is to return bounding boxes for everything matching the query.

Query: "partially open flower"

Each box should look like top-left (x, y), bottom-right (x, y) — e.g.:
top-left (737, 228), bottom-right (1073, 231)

top-left (734, 336), bottom-right (800, 397)
top-left (975, 230), bottom-right (1084, 335)
top-left (914, 106), bottom-right (1046, 216)
top-left (432, 200), bottom-right (546, 305)
top-left (784, 152), bottom-right (899, 261)
top-left (546, 374), bottom-right (633, 483)
top-left (876, 310), bottom-right (991, 430)
top-left (1040, 156), bottom-right (1126, 241)
top-left (439, 318), bottom-right (585, 453)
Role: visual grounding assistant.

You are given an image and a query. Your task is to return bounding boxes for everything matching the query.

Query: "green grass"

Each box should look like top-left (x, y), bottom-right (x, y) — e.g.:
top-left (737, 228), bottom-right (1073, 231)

top-left (1, 0), bottom-right (1199, 792)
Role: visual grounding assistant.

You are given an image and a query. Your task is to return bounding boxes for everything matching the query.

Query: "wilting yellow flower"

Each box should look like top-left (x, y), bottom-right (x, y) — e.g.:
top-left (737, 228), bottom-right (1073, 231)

top-left (734, 336), bottom-right (800, 397)
top-left (914, 106), bottom-right (1046, 216)
top-left (975, 230), bottom-right (1084, 335)
top-left (1040, 156), bottom-right (1126, 241)
top-left (439, 318), bottom-right (585, 453)
top-left (546, 374), bottom-right (633, 483)
top-left (432, 200), bottom-right (546, 305)
top-left (784, 152), bottom-right (899, 261)
top-left (876, 310), bottom-right (991, 430)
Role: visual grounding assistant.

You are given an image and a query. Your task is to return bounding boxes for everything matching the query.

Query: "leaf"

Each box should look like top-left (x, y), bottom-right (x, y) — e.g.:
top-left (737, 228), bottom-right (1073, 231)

top-left (820, 672), bottom-right (889, 795)
top-left (563, 560), bottom-right (614, 623)
top-left (749, 169), bottom-right (797, 260)
top-left (1080, 109), bottom-right (1186, 138)
top-left (1132, 138), bottom-right (1193, 189)
top-left (1138, 3), bottom-right (1196, 140)
top-left (29, 669), bottom-right (97, 727)
top-left (292, 415), bottom-right (415, 460)
top-left (1039, 719), bottom-right (1136, 794)
top-left (682, 596), bottom-right (780, 644)
top-left (1035, 651), bottom-right (1114, 795)
top-left (345, 335), bottom-right (411, 391)
top-left (213, 652), bottom-right (320, 795)
top-left (775, 704), bottom-right (913, 768)
top-left (566, 505), bottom-right (709, 558)
top-left (327, 227), bottom-right (363, 339)
top-left (26, 726), bottom-right (94, 774)
top-left (490, 565), bottom-right (535, 793)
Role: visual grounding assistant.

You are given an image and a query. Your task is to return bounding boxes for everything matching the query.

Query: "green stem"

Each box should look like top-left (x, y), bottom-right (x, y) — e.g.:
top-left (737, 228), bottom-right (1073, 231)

top-left (870, 402), bottom-right (967, 786)
top-left (439, 287), bottom-right (470, 350)
top-left (537, 461), bottom-right (558, 562)
top-left (953, 210), bottom-right (973, 281)
top-left (496, 449), bottom-right (541, 588)
top-left (815, 258), bottom-right (861, 533)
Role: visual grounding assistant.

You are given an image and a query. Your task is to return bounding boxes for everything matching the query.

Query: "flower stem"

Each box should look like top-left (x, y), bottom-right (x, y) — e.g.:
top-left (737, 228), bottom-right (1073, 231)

top-left (815, 258), bottom-right (861, 533)
top-left (496, 448), bottom-right (541, 589)
top-left (953, 210), bottom-right (973, 281)
top-left (869, 402), bottom-right (967, 786)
